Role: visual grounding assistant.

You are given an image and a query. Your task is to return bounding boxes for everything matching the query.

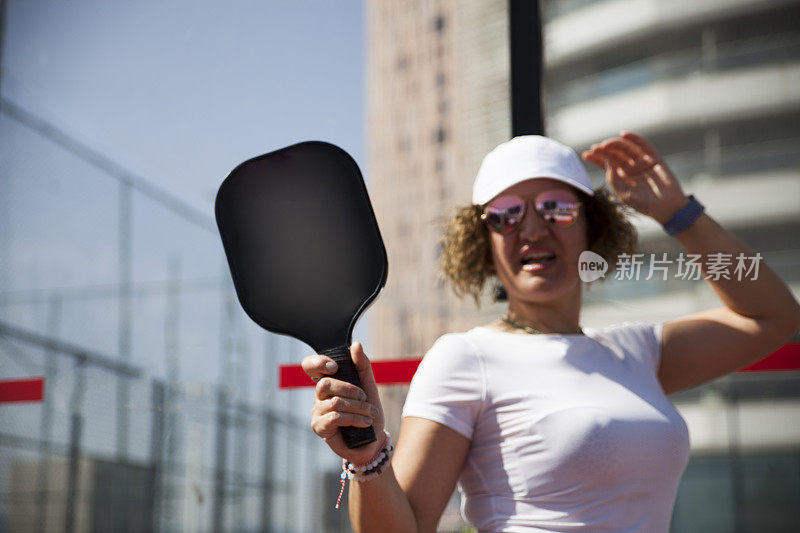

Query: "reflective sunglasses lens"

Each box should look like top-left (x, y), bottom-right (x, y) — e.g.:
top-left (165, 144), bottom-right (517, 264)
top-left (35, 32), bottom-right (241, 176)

top-left (535, 190), bottom-right (580, 227)
top-left (484, 196), bottom-right (525, 234)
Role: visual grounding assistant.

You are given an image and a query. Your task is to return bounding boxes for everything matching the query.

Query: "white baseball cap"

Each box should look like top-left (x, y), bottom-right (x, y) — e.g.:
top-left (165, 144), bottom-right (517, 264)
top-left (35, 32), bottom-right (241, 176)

top-left (472, 135), bottom-right (594, 205)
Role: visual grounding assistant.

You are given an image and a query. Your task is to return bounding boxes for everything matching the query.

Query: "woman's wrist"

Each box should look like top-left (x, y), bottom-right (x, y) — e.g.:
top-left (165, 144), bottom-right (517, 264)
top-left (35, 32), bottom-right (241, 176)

top-left (344, 430), bottom-right (394, 482)
top-left (652, 194), bottom-right (691, 225)
top-left (335, 430), bottom-right (394, 508)
top-left (661, 195), bottom-right (705, 236)
top-left (343, 430), bottom-right (386, 465)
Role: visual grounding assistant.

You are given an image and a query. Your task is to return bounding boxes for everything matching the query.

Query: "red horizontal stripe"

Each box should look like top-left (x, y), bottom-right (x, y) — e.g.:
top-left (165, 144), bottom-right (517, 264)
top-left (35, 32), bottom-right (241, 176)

top-left (740, 343), bottom-right (800, 372)
top-left (279, 342), bottom-right (800, 389)
top-left (279, 359), bottom-right (422, 389)
top-left (0, 377), bottom-right (45, 403)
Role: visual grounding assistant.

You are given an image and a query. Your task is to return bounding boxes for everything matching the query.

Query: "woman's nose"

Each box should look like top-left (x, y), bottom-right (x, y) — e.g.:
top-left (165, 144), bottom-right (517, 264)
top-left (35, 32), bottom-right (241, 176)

top-left (518, 201), bottom-right (550, 240)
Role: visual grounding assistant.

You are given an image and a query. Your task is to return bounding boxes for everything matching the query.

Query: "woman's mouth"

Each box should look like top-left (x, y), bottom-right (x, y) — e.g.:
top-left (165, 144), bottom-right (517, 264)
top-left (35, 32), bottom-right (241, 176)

top-left (521, 251), bottom-right (557, 271)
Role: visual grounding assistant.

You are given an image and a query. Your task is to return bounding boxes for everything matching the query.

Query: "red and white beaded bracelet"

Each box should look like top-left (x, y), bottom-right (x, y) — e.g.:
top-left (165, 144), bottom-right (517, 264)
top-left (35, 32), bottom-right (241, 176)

top-left (335, 430), bottom-right (394, 509)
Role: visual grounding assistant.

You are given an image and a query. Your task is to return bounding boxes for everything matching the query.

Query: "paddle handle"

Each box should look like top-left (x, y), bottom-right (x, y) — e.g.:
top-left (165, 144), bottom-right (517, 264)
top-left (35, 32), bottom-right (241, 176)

top-left (321, 345), bottom-right (377, 448)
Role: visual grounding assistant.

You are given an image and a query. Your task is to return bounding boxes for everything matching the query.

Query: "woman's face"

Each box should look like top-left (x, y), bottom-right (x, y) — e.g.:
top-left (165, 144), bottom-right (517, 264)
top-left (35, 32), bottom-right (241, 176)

top-left (487, 178), bottom-right (589, 307)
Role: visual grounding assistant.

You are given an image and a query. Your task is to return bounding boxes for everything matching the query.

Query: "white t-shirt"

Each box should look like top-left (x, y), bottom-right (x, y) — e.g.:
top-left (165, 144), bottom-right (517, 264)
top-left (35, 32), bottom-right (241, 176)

top-left (402, 322), bottom-right (690, 532)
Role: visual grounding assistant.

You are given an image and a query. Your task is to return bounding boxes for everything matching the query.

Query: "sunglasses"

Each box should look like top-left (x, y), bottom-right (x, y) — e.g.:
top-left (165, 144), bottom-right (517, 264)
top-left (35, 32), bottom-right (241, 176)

top-left (481, 190), bottom-right (582, 235)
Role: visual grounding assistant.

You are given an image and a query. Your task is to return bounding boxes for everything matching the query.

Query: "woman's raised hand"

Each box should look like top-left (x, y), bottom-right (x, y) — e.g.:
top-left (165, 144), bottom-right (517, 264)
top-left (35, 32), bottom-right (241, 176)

top-left (582, 131), bottom-right (689, 224)
top-left (302, 341), bottom-right (386, 464)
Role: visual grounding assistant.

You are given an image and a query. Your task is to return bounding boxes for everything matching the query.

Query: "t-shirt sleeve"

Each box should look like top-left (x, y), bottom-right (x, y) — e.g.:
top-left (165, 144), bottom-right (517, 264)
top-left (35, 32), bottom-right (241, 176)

top-left (601, 321), bottom-right (663, 373)
top-left (401, 333), bottom-right (486, 441)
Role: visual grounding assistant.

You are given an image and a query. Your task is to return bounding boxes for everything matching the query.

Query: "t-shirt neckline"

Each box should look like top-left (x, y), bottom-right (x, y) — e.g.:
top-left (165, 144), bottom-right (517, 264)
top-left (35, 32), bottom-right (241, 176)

top-left (471, 325), bottom-right (598, 340)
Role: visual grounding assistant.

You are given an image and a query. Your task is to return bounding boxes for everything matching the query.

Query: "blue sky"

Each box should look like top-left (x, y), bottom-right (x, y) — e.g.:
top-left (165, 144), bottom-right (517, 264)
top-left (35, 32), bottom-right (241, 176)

top-left (1, 1), bottom-right (368, 397)
top-left (2, 0), bottom-right (366, 214)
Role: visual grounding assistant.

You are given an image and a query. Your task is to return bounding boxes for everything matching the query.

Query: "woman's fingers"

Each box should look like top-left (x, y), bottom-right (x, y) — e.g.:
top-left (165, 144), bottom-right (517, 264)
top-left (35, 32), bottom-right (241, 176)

top-left (311, 411), bottom-right (375, 439)
top-left (301, 354), bottom-right (339, 383)
top-left (582, 149), bottom-right (629, 192)
top-left (350, 341), bottom-right (381, 405)
top-left (583, 144), bottom-right (630, 176)
top-left (313, 396), bottom-right (378, 422)
top-left (601, 138), bottom-right (639, 161)
top-left (620, 131), bottom-right (660, 159)
top-left (583, 132), bottom-right (689, 223)
top-left (584, 135), bottom-right (671, 195)
top-left (310, 375), bottom-right (376, 441)
top-left (581, 150), bottom-right (605, 169)
top-left (604, 161), bottom-right (635, 199)
top-left (314, 375), bottom-right (367, 402)
top-left (310, 364), bottom-right (381, 445)
top-left (605, 150), bottom-right (636, 178)
top-left (305, 341), bottom-right (387, 461)
top-left (587, 138), bottom-right (654, 173)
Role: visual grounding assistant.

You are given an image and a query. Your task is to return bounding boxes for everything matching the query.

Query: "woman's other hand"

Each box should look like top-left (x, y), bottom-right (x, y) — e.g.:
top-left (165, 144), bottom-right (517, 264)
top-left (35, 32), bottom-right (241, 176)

top-left (302, 341), bottom-right (386, 464)
top-left (582, 131), bottom-right (690, 224)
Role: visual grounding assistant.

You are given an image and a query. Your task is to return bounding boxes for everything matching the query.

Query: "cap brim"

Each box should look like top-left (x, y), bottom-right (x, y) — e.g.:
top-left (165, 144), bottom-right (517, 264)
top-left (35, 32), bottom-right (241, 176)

top-left (473, 175), bottom-right (594, 205)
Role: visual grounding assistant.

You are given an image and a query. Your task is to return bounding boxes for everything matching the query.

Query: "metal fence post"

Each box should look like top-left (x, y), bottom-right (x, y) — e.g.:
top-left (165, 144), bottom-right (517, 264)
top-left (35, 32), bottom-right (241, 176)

top-left (116, 181), bottom-right (133, 532)
top-left (36, 295), bottom-right (62, 533)
top-left (212, 387), bottom-right (229, 532)
top-left (232, 400), bottom-right (247, 532)
top-left (261, 410), bottom-right (275, 531)
top-left (65, 355), bottom-right (86, 533)
top-left (306, 428), bottom-right (318, 532)
top-left (260, 334), bottom-right (277, 530)
top-left (163, 255), bottom-right (181, 531)
top-left (149, 380), bottom-right (166, 533)
top-left (283, 404), bottom-right (294, 533)
top-left (727, 379), bottom-right (746, 533)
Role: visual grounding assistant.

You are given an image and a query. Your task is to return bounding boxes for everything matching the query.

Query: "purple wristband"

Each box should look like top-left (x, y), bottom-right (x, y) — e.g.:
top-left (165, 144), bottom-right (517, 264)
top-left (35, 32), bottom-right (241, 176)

top-left (663, 195), bottom-right (704, 237)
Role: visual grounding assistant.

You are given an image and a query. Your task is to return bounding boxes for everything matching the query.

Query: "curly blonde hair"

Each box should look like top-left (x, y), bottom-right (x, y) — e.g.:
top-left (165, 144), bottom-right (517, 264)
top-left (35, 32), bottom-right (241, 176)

top-left (438, 187), bottom-right (638, 305)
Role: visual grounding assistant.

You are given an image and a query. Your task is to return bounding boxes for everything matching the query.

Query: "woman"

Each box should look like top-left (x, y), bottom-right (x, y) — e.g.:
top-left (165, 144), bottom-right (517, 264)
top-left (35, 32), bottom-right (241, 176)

top-left (302, 132), bottom-right (800, 532)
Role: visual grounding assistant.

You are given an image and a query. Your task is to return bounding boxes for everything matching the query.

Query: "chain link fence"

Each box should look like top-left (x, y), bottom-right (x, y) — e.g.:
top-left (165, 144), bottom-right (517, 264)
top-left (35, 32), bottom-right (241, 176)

top-left (0, 98), bottom-right (347, 532)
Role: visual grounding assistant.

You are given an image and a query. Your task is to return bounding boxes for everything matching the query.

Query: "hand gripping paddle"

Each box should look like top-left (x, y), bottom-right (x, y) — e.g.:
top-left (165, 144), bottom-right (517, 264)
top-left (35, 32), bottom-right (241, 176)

top-left (215, 141), bottom-right (387, 449)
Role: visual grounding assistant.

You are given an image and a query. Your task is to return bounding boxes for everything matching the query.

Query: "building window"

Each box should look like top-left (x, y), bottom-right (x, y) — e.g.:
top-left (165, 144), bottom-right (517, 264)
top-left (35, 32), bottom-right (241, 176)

top-left (434, 14), bottom-right (445, 32)
top-left (436, 127), bottom-right (447, 144)
top-left (396, 54), bottom-right (408, 71)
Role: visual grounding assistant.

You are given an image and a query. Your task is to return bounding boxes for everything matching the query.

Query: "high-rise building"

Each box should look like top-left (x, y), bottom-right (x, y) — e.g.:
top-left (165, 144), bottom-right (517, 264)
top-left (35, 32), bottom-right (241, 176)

top-left (367, 0), bottom-right (513, 437)
top-left (367, 0), bottom-right (800, 529)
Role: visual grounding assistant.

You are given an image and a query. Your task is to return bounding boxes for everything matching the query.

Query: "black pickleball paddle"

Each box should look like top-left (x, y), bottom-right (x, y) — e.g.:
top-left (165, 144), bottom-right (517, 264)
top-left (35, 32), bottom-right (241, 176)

top-left (215, 141), bottom-right (387, 449)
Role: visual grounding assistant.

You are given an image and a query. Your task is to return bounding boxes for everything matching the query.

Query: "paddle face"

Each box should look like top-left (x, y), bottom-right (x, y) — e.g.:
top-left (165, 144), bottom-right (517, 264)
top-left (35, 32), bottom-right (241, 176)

top-left (215, 141), bottom-right (388, 352)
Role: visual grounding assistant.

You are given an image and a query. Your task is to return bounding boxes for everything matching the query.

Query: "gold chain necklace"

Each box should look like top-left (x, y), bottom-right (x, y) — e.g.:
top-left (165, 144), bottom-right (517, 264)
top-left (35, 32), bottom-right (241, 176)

top-left (500, 315), bottom-right (542, 335)
top-left (500, 315), bottom-right (585, 336)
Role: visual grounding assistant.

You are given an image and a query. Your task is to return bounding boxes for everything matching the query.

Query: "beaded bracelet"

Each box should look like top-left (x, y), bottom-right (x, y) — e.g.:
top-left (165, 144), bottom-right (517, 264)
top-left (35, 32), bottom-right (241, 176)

top-left (335, 430), bottom-right (394, 509)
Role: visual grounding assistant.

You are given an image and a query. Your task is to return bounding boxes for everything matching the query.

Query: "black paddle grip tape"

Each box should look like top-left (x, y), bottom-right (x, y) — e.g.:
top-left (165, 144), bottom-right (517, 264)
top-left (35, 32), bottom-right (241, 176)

top-left (321, 345), bottom-right (377, 449)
